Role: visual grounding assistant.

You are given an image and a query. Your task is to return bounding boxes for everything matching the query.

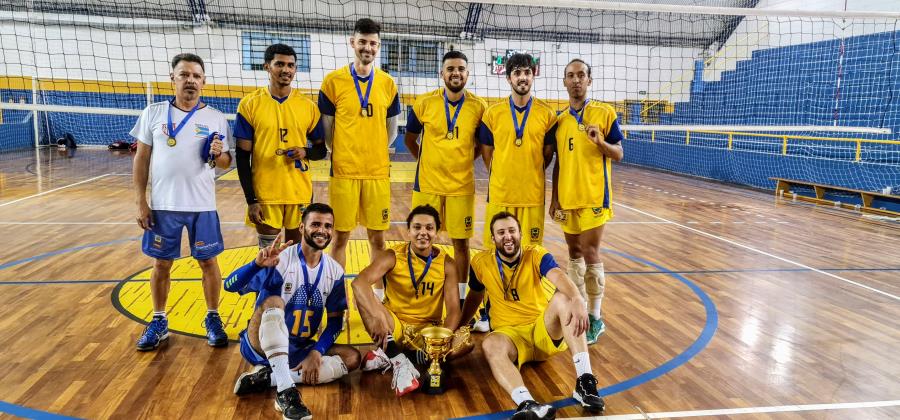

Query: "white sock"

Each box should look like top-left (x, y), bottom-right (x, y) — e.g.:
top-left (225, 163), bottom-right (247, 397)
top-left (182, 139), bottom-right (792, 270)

top-left (511, 386), bottom-right (534, 405)
top-left (589, 300), bottom-right (602, 318)
top-left (269, 354), bottom-right (294, 392)
top-left (573, 352), bottom-right (591, 377)
top-left (270, 369), bottom-right (303, 387)
top-left (207, 309), bottom-right (218, 315)
top-left (153, 310), bottom-right (166, 319)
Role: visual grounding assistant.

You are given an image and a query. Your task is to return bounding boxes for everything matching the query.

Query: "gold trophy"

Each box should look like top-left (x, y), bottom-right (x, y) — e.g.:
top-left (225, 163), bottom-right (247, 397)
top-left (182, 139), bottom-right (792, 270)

top-left (412, 326), bottom-right (470, 394)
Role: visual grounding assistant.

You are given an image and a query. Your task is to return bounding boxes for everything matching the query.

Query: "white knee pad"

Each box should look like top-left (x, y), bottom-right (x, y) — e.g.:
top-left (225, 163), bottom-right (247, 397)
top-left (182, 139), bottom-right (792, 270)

top-left (585, 262), bottom-right (605, 300)
top-left (258, 233), bottom-right (278, 249)
top-left (568, 258), bottom-right (587, 302)
top-left (313, 355), bottom-right (349, 384)
top-left (259, 308), bottom-right (289, 358)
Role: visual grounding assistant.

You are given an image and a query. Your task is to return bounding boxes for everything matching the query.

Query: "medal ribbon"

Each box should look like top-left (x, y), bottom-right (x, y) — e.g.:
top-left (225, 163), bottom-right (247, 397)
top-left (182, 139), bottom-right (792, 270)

top-left (407, 245), bottom-right (434, 298)
top-left (444, 90), bottom-right (466, 135)
top-left (569, 99), bottom-right (590, 126)
top-left (509, 96), bottom-right (533, 140)
top-left (167, 100), bottom-right (201, 140)
top-left (350, 65), bottom-right (374, 113)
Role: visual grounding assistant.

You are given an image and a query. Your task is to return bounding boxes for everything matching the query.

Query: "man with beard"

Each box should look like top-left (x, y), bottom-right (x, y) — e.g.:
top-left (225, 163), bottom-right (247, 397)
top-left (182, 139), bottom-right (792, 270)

top-left (550, 59), bottom-right (624, 344)
top-left (132, 53), bottom-right (232, 351)
top-left (235, 43), bottom-right (327, 249)
top-left (478, 53), bottom-right (557, 247)
top-left (319, 18), bottom-right (400, 269)
top-left (352, 205), bottom-right (472, 396)
top-left (403, 50), bottom-right (487, 309)
top-left (461, 212), bottom-right (606, 419)
top-left (226, 203), bottom-right (360, 420)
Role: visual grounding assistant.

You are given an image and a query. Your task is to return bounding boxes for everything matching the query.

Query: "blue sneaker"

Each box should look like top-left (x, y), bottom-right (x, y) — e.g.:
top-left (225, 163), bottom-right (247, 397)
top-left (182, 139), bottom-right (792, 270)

top-left (204, 312), bottom-right (228, 347)
top-left (136, 316), bottom-right (169, 351)
top-left (586, 314), bottom-right (606, 345)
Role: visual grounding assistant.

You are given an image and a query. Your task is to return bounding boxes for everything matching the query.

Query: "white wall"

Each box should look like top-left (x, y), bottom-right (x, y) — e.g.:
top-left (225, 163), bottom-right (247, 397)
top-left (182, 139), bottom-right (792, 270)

top-left (0, 12), bottom-right (700, 103)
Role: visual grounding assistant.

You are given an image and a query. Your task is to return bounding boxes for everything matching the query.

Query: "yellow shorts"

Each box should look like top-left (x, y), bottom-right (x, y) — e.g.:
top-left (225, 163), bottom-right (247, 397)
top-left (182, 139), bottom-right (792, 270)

top-left (553, 207), bottom-right (613, 235)
top-left (330, 178), bottom-right (391, 232)
top-left (412, 191), bottom-right (475, 239)
top-left (492, 308), bottom-right (567, 367)
top-left (388, 308), bottom-right (438, 351)
top-left (244, 203), bottom-right (308, 230)
top-left (483, 203), bottom-right (545, 247)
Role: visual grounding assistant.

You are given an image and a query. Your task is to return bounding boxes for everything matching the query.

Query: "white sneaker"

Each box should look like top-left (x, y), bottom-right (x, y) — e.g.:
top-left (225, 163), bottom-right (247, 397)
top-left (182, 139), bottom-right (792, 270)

top-left (390, 354), bottom-right (420, 396)
top-left (473, 318), bottom-right (490, 333)
top-left (362, 347), bottom-right (391, 372)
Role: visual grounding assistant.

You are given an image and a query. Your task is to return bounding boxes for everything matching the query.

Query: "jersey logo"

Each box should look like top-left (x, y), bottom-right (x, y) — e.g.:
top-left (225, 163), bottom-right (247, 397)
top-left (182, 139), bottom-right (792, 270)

top-left (284, 282), bottom-right (293, 294)
top-left (530, 227), bottom-right (540, 240)
top-left (194, 124), bottom-right (210, 138)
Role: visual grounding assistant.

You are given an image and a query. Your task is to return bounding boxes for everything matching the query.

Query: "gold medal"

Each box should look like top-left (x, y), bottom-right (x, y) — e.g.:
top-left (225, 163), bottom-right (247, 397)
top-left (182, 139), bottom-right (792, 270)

top-left (167, 137), bottom-right (176, 147)
top-left (360, 108), bottom-right (368, 117)
top-left (208, 160), bottom-right (216, 168)
top-left (578, 124), bottom-right (586, 132)
top-left (515, 137), bottom-right (523, 147)
top-left (446, 132), bottom-right (455, 140)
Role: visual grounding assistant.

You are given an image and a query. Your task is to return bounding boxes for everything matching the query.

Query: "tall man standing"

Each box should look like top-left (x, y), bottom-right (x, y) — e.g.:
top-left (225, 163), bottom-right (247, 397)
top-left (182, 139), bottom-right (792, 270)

top-left (479, 53), bottom-right (557, 248)
top-left (132, 53), bottom-right (232, 351)
top-left (404, 50), bottom-right (486, 306)
top-left (550, 59), bottom-right (624, 344)
top-left (235, 43), bottom-right (327, 249)
top-left (319, 18), bottom-right (400, 268)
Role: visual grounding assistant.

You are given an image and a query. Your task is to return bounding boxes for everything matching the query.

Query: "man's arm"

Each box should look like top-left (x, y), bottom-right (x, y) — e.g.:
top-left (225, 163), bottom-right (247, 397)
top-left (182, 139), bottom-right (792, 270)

top-left (351, 249), bottom-right (396, 323)
top-left (133, 141), bottom-right (153, 229)
top-left (404, 107), bottom-right (424, 159)
top-left (442, 256), bottom-right (462, 331)
top-left (549, 151), bottom-right (561, 217)
top-left (477, 122), bottom-right (494, 172)
top-left (459, 266), bottom-right (486, 326)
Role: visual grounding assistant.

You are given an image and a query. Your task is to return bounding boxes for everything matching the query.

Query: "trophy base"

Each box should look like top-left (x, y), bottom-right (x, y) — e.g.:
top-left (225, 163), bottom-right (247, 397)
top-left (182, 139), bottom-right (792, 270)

top-left (423, 371), bottom-right (446, 395)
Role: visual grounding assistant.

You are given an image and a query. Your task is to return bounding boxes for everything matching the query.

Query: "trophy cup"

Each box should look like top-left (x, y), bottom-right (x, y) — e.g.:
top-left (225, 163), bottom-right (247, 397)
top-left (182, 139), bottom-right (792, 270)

top-left (413, 326), bottom-right (470, 395)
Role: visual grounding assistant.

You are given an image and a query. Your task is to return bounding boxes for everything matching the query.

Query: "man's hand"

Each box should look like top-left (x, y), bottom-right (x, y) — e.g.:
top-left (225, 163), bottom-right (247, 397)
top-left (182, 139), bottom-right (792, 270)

top-left (248, 203), bottom-right (264, 225)
top-left (297, 350), bottom-right (323, 384)
top-left (254, 232), bottom-right (293, 267)
top-left (549, 199), bottom-right (562, 220)
top-left (370, 314), bottom-right (395, 350)
top-left (586, 125), bottom-right (603, 146)
top-left (565, 297), bottom-right (589, 337)
top-left (209, 134), bottom-right (224, 157)
top-left (136, 200), bottom-right (153, 229)
top-left (284, 147), bottom-right (307, 161)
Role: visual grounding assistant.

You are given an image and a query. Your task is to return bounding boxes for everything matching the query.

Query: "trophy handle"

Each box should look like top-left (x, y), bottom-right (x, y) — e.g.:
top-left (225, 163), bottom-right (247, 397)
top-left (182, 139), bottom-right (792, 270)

top-left (445, 326), bottom-right (472, 361)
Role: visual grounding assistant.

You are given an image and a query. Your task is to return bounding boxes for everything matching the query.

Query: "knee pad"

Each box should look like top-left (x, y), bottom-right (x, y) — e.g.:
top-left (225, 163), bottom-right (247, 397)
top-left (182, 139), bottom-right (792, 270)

top-left (258, 233), bottom-right (278, 249)
top-left (314, 355), bottom-right (349, 384)
top-left (259, 308), bottom-right (289, 358)
top-left (585, 263), bottom-right (605, 299)
top-left (569, 258), bottom-right (587, 301)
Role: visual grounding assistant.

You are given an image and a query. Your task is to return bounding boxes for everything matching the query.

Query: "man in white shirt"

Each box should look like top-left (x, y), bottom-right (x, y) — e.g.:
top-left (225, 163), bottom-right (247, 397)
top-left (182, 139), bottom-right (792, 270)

top-left (131, 53), bottom-right (233, 351)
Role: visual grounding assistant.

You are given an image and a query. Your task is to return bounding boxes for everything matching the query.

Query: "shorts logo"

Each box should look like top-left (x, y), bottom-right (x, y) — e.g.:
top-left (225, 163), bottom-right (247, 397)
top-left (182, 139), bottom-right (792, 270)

top-left (382, 209), bottom-right (389, 222)
top-left (592, 207), bottom-right (602, 215)
top-left (464, 216), bottom-right (472, 229)
top-left (530, 227), bottom-right (540, 240)
top-left (195, 241), bottom-right (205, 247)
top-left (152, 235), bottom-right (163, 249)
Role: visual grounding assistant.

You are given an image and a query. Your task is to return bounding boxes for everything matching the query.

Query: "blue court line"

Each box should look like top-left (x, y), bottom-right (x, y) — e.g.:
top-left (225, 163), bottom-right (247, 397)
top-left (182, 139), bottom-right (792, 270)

top-left (455, 248), bottom-right (720, 420)
top-left (0, 401), bottom-right (81, 420)
top-left (0, 237), bottom-right (141, 271)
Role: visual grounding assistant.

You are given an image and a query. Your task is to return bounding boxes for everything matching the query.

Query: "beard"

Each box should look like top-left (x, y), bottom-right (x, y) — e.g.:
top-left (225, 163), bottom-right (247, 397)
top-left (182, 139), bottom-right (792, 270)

top-left (513, 83), bottom-right (531, 95)
top-left (304, 231), bottom-right (331, 251)
top-left (495, 239), bottom-right (520, 259)
top-left (445, 79), bottom-right (466, 93)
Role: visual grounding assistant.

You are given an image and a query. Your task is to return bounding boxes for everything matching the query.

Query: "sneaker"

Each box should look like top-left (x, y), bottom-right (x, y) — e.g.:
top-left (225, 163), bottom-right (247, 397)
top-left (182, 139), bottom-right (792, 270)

top-left (586, 314), bottom-right (606, 345)
top-left (362, 348), bottom-right (391, 372)
top-left (510, 400), bottom-right (556, 420)
top-left (472, 315), bottom-right (490, 333)
top-left (234, 365), bottom-right (272, 395)
top-left (136, 316), bottom-right (169, 351)
top-left (203, 312), bottom-right (228, 347)
top-left (390, 354), bottom-right (420, 396)
top-left (274, 387), bottom-right (312, 420)
top-left (573, 373), bottom-right (605, 413)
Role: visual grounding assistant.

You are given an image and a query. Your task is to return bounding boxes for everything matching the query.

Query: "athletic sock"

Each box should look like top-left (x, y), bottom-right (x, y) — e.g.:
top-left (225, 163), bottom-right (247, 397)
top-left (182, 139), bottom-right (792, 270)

top-left (573, 351), bottom-right (591, 377)
top-left (511, 386), bottom-right (534, 406)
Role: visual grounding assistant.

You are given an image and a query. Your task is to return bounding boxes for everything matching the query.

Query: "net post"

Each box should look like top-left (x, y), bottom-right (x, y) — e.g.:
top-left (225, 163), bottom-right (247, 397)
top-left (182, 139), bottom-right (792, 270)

top-left (781, 135), bottom-right (788, 155)
top-left (727, 133), bottom-right (733, 150)
top-left (31, 75), bottom-right (40, 149)
top-left (854, 140), bottom-right (861, 162)
top-left (685, 130), bottom-right (690, 145)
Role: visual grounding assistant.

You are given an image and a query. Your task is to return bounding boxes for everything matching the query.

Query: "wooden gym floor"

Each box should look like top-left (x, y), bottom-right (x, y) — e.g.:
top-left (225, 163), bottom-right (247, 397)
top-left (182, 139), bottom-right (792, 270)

top-left (0, 148), bottom-right (898, 419)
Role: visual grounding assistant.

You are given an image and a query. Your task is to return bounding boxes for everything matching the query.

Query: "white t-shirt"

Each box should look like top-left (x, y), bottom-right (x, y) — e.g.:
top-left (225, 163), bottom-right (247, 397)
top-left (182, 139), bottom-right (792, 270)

top-left (131, 100), bottom-right (232, 212)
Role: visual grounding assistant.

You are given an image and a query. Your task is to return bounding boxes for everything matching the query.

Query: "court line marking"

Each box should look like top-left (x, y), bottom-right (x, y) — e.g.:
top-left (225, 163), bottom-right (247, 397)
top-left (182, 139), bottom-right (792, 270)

top-left (569, 399), bottom-right (900, 419)
top-left (0, 220), bottom-right (674, 226)
top-left (0, 401), bottom-right (80, 420)
top-left (0, 173), bottom-right (110, 208)
top-left (617, 202), bottom-right (900, 302)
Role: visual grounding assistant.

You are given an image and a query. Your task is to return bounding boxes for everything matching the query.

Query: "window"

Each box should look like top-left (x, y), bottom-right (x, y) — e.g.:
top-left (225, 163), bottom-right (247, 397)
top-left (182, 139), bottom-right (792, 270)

top-left (381, 39), bottom-right (442, 77)
top-left (241, 32), bottom-right (311, 72)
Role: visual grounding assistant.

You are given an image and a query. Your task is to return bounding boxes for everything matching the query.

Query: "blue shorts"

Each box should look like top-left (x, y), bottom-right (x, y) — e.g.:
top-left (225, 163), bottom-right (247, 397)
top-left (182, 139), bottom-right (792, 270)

top-left (239, 329), bottom-right (317, 368)
top-left (141, 210), bottom-right (224, 260)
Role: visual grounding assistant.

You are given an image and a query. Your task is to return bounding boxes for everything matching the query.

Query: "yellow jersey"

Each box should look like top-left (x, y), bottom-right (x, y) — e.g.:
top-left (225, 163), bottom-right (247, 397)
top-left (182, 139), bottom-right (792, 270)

top-left (469, 245), bottom-right (559, 329)
top-left (319, 65), bottom-right (401, 180)
top-left (235, 87), bottom-right (321, 204)
top-left (384, 242), bottom-right (447, 325)
top-left (555, 100), bottom-right (623, 209)
top-left (408, 88), bottom-right (487, 196)
top-left (479, 97), bottom-right (557, 207)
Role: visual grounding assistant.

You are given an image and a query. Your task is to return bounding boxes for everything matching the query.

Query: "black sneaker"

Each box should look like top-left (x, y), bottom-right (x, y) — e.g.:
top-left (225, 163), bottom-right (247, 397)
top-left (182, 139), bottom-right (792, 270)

top-left (233, 365), bottom-right (272, 395)
top-left (510, 400), bottom-right (556, 420)
top-left (274, 387), bottom-right (312, 420)
top-left (573, 373), bottom-right (605, 412)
